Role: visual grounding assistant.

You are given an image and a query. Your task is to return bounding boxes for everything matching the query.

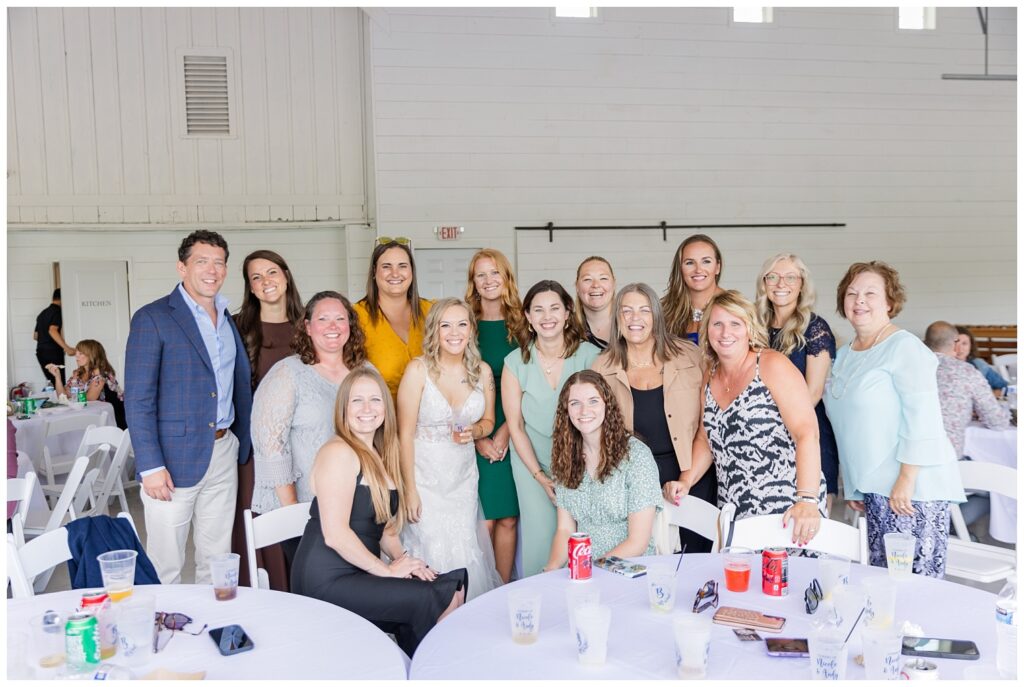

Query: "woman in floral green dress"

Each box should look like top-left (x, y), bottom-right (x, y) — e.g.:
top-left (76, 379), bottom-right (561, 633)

top-left (541, 370), bottom-right (661, 571)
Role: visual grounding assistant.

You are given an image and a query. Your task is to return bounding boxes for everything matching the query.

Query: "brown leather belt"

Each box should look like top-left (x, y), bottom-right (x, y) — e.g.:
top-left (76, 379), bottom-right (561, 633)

top-left (214, 428), bottom-right (228, 440)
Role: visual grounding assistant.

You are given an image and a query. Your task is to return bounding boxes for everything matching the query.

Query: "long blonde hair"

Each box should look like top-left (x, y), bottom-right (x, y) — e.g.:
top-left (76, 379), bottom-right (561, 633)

top-left (754, 253), bottom-right (816, 356)
top-left (662, 234), bottom-right (723, 335)
top-left (464, 248), bottom-right (529, 349)
top-left (420, 298), bottom-right (484, 389)
top-left (698, 290), bottom-right (770, 367)
top-left (333, 367), bottom-right (405, 530)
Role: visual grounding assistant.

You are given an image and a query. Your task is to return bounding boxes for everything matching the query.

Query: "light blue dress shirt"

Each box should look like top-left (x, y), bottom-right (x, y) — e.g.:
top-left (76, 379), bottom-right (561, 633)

top-left (177, 283), bottom-right (236, 429)
top-left (824, 330), bottom-right (965, 504)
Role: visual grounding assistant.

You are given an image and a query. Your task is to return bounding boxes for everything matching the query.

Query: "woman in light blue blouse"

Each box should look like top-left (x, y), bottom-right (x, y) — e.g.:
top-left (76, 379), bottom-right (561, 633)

top-left (541, 370), bottom-right (661, 571)
top-left (824, 262), bottom-right (964, 578)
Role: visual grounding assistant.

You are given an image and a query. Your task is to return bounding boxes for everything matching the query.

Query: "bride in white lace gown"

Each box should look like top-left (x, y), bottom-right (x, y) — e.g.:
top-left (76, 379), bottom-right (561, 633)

top-left (397, 299), bottom-right (502, 600)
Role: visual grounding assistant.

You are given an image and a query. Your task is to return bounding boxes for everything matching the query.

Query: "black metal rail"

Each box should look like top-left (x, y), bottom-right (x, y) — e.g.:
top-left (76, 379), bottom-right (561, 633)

top-left (514, 221), bottom-right (847, 242)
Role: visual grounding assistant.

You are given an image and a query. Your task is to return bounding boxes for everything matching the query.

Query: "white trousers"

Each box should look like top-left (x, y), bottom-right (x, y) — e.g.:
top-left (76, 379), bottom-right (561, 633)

top-left (141, 430), bottom-right (239, 585)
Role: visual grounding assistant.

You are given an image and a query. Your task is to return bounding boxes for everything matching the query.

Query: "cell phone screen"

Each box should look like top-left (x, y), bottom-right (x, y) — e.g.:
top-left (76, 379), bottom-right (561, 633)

top-left (765, 638), bottom-right (810, 656)
top-left (209, 625), bottom-right (254, 655)
top-left (902, 637), bottom-right (979, 657)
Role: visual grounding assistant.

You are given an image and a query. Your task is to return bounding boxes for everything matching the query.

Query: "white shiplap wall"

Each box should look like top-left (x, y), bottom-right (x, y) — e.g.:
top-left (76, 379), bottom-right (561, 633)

top-left (366, 6), bottom-right (1017, 341)
top-left (7, 226), bottom-right (351, 388)
top-left (7, 7), bottom-right (365, 224)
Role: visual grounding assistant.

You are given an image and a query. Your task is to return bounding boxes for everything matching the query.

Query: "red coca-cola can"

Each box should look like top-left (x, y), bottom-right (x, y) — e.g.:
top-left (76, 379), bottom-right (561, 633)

top-left (568, 532), bottom-right (592, 581)
top-left (761, 548), bottom-right (788, 596)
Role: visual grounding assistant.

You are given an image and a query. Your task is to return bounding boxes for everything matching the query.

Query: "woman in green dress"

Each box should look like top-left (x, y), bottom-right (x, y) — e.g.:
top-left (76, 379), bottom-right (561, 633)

top-left (503, 280), bottom-right (600, 577)
top-left (465, 249), bottom-right (528, 583)
top-left (543, 370), bottom-right (661, 570)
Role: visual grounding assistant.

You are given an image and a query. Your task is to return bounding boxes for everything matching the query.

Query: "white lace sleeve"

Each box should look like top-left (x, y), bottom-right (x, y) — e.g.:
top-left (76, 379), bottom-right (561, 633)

top-left (251, 358), bottom-right (301, 511)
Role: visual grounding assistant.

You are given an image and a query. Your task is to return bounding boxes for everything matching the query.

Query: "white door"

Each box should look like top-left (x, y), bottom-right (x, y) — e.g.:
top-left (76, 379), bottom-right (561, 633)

top-left (58, 260), bottom-right (131, 382)
top-left (416, 248), bottom-right (479, 301)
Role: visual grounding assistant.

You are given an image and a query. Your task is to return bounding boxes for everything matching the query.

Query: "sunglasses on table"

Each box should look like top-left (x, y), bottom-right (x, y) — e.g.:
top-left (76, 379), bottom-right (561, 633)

top-left (376, 236), bottom-right (412, 247)
top-left (692, 579), bottom-right (719, 614)
top-left (805, 578), bottom-right (823, 615)
top-left (153, 612), bottom-right (208, 653)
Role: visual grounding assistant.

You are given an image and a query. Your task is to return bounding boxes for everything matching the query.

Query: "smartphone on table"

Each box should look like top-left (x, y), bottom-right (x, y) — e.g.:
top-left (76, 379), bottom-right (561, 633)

top-left (209, 625), bottom-right (255, 656)
top-left (901, 636), bottom-right (979, 660)
top-left (765, 637), bottom-right (810, 657)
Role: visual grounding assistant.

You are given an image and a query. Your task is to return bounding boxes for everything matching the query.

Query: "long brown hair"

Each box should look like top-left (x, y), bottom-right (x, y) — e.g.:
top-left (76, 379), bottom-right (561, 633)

top-left (72, 339), bottom-right (116, 381)
top-left (464, 248), bottom-right (529, 349)
top-left (550, 370), bottom-right (632, 489)
top-left (662, 234), bottom-right (723, 336)
top-left (292, 291), bottom-right (368, 369)
top-left (602, 282), bottom-right (689, 370)
top-left (519, 280), bottom-right (586, 363)
top-left (332, 367), bottom-right (406, 529)
top-left (234, 250), bottom-right (304, 388)
top-left (360, 241), bottom-right (424, 327)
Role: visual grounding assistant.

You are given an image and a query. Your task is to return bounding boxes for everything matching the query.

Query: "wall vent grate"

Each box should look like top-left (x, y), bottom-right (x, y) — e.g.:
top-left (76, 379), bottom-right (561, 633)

top-left (184, 55), bottom-right (230, 135)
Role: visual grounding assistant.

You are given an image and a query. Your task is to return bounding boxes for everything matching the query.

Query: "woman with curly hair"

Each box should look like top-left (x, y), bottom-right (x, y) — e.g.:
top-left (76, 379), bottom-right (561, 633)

top-left (542, 370), bottom-right (661, 571)
top-left (397, 298), bottom-right (502, 598)
top-left (503, 280), bottom-right (600, 576)
top-left (46, 339), bottom-right (127, 429)
top-left (662, 234), bottom-right (726, 344)
top-left (465, 249), bottom-right (527, 582)
top-left (754, 253), bottom-right (840, 511)
top-left (250, 291), bottom-right (369, 587)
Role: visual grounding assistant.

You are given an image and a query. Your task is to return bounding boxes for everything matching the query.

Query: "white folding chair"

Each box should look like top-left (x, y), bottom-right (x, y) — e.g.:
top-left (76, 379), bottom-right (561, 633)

top-left (7, 534), bottom-right (33, 599)
top-left (945, 461), bottom-right (1017, 584)
top-left (724, 511), bottom-right (869, 563)
top-left (75, 426), bottom-right (133, 513)
top-left (77, 430), bottom-right (135, 518)
top-left (992, 353), bottom-right (1017, 383)
top-left (7, 471), bottom-right (38, 548)
top-left (39, 412), bottom-right (109, 499)
top-left (655, 498), bottom-right (735, 554)
top-left (25, 454), bottom-right (93, 592)
top-left (243, 504), bottom-right (311, 589)
top-left (10, 511), bottom-right (138, 598)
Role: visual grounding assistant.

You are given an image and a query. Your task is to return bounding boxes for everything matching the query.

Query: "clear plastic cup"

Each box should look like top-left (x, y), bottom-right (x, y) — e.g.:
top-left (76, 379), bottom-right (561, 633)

top-left (862, 625), bottom-right (903, 680)
top-left (818, 554), bottom-right (851, 601)
top-left (508, 589), bottom-right (542, 645)
top-left (808, 622), bottom-right (848, 680)
top-left (647, 566), bottom-right (677, 612)
top-left (115, 593), bottom-right (155, 666)
top-left (565, 581), bottom-right (600, 639)
top-left (208, 553), bottom-right (240, 600)
top-left (861, 576), bottom-right (897, 629)
top-left (673, 612), bottom-right (713, 678)
top-left (574, 604), bottom-right (612, 665)
top-left (883, 533), bottom-right (915, 579)
top-left (721, 547), bottom-right (753, 592)
top-left (96, 550), bottom-right (137, 602)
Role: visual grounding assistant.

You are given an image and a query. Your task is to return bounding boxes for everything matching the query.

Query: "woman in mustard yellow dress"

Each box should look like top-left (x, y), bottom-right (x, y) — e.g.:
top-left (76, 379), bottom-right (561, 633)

top-left (354, 240), bottom-right (432, 401)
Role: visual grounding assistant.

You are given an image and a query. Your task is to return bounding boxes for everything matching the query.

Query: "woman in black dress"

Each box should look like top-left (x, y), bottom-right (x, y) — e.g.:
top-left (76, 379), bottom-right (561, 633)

top-left (291, 366), bottom-right (467, 656)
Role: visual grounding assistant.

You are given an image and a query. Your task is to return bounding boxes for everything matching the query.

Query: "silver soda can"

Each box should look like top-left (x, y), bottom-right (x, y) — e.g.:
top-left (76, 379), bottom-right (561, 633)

top-left (900, 658), bottom-right (940, 680)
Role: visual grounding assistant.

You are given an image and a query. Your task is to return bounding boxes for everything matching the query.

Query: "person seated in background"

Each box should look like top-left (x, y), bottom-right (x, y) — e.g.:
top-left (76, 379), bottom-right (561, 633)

top-left (926, 321), bottom-right (1012, 535)
top-left (46, 339), bottom-right (127, 429)
top-left (290, 367), bottom-right (466, 657)
top-left (954, 326), bottom-right (1009, 392)
top-left (542, 370), bottom-right (661, 572)
top-left (926, 321), bottom-right (1012, 459)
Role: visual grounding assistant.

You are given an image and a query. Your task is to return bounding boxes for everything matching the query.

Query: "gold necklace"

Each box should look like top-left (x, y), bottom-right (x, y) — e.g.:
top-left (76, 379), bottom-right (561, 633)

top-left (628, 357), bottom-right (656, 368)
top-left (829, 324), bottom-right (893, 400)
top-left (718, 352), bottom-right (753, 394)
top-left (535, 349), bottom-right (561, 375)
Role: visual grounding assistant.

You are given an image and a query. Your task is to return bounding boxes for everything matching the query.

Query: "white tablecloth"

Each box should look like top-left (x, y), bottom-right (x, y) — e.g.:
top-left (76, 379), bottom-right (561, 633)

top-left (11, 401), bottom-right (116, 527)
top-left (411, 554), bottom-right (1000, 680)
top-left (6, 584), bottom-right (409, 680)
top-left (964, 423), bottom-right (1018, 543)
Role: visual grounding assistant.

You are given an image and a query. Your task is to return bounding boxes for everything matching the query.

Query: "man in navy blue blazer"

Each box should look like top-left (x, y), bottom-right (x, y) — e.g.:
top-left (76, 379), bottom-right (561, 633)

top-left (125, 230), bottom-right (252, 585)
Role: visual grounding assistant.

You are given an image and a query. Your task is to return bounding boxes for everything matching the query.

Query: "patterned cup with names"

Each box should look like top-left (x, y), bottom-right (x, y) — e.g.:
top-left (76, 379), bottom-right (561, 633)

top-left (508, 590), bottom-right (542, 645)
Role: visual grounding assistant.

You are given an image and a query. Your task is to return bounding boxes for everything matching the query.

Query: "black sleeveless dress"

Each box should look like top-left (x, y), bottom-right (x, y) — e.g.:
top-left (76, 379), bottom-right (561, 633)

top-left (291, 477), bottom-right (468, 656)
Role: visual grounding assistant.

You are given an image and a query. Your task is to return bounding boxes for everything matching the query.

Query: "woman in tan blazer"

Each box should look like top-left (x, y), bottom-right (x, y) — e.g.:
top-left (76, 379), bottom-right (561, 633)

top-left (591, 282), bottom-right (714, 552)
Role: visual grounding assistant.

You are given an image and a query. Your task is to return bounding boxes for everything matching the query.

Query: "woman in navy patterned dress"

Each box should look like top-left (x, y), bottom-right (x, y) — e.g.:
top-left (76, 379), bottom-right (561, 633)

top-left (664, 291), bottom-right (826, 546)
top-left (754, 253), bottom-right (840, 512)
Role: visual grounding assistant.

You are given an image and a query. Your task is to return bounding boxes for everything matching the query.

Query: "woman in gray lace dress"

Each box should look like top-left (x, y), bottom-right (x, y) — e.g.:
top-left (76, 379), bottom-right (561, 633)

top-left (251, 291), bottom-right (369, 566)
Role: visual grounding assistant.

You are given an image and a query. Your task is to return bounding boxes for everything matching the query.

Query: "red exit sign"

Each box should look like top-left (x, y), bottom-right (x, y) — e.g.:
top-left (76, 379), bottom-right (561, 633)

top-left (435, 225), bottom-right (463, 241)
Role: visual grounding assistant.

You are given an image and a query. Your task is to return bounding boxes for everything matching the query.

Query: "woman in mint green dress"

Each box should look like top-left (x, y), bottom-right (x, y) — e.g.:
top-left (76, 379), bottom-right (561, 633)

top-left (465, 249), bottom-right (528, 583)
top-left (502, 280), bottom-right (600, 577)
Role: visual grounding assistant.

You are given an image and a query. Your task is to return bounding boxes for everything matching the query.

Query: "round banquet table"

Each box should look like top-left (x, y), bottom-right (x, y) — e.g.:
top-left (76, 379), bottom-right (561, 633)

top-left (7, 583), bottom-right (409, 680)
top-left (964, 422), bottom-right (1018, 544)
top-left (410, 554), bottom-right (1000, 680)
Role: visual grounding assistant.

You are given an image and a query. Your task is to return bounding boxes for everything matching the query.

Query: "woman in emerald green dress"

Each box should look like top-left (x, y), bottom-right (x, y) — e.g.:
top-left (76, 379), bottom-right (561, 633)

top-left (465, 249), bottom-right (528, 583)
